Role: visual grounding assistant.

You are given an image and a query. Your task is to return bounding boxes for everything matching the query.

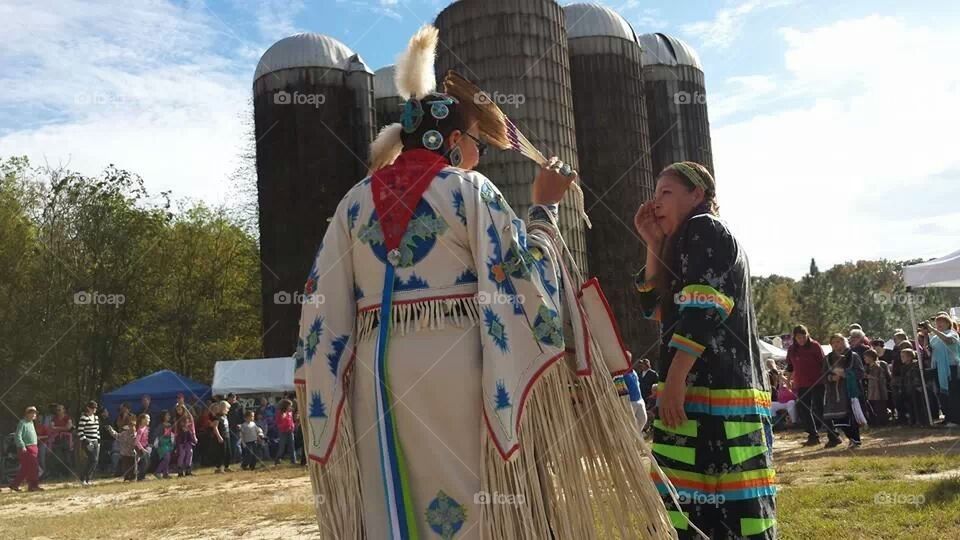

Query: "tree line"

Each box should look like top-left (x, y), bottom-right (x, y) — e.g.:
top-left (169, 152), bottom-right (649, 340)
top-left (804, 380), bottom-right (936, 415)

top-left (752, 258), bottom-right (958, 343)
top-left (0, 157), bottom-right (261, 434)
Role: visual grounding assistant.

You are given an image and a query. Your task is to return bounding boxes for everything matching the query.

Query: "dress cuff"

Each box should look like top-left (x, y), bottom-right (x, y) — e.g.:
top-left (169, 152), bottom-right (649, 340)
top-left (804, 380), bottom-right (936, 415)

top-left (669, 334), bottom-right (706, 358)
top-left (528, 203), bottom-right (559, 223)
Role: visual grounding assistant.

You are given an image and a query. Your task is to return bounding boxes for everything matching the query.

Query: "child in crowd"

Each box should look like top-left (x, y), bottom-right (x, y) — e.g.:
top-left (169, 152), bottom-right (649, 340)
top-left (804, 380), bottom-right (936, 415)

top-left (176, 417), bottom-right (197, 477)
top-left (863, 349), bottom-right (891, 425)
top-left (154, 414), bottom-right (175, 479)
top-left (135, 414), bottom-right (151, 481)
top-left (240, 410), bottom-right (264, 470)
top-left (899, 349), bottom-right (924, 425)
top-left (212, 401), bottom-right (232, 473)
top-left (274, 399), bottom-right (297, 466)
top-left (118, 417), bottom-right (139, 482)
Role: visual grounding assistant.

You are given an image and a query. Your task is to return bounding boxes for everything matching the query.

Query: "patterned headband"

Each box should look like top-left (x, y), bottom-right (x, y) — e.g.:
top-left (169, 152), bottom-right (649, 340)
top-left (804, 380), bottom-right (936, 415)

top-left (666, 162), bottom-right (708, 191)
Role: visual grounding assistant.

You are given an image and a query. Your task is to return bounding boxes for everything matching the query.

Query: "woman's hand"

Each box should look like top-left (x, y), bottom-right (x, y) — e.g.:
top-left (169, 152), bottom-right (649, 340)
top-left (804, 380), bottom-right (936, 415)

top-left (532, 157), bottom-right (576, 205)
top-left (634, 201), bottom-right (665, 248)
top-left (658, 377), bottom-right (688, 428)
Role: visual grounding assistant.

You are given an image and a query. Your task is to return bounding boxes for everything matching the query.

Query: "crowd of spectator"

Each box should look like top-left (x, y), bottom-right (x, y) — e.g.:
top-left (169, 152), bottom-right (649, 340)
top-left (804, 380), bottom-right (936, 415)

top-left (5, 391), bottom-right (307, 492)
top-left (767, 312), bottom-right (960, 450)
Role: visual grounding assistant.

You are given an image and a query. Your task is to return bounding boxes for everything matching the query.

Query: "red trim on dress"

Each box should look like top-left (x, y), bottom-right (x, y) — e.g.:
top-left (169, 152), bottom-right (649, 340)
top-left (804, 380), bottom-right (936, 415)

top-left (579, 277), bottom-right (631, 376)
top-left (482, 350), bottom-right (566, 461)
top-left (308, 349), bottom-right (357, 465)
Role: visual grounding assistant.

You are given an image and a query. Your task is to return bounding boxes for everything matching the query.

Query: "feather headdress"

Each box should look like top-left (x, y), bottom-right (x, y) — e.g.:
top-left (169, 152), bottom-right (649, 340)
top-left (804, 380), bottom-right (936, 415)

top-left (368, 25), bottom-right (440, 172)
top-left (394, 25), bottom-right (438, 99)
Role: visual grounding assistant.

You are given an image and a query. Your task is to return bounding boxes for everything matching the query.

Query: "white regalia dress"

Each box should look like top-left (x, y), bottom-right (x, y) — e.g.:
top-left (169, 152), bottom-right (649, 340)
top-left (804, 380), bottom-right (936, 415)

top-left (295, 153), bottom-right (676, 540)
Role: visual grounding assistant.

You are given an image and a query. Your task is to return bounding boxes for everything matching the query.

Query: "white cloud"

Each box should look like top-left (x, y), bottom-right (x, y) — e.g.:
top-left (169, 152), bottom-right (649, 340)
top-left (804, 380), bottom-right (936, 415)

top-left (709, 75), bottom-right (779, 120)
top-left (683, 0), bottom-right (794, 49)
top-left (715, 15), bottom-right (960, 277)
top-left (0, 0), bottom-right (252, 205)
top-left (248, 0), bottom-right (306, 41)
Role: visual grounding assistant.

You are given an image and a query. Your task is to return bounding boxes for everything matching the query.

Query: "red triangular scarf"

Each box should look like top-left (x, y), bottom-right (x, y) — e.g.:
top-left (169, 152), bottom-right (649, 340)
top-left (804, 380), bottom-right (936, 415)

top-left (371, 149), bottom-right (449, 252)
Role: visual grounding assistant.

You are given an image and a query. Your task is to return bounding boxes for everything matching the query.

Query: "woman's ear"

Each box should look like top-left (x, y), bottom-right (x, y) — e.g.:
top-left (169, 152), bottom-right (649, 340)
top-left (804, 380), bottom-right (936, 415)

top-left (447, 129), bottom-right (462, 148)
top-left (693, 186), bottom-right (706, 205)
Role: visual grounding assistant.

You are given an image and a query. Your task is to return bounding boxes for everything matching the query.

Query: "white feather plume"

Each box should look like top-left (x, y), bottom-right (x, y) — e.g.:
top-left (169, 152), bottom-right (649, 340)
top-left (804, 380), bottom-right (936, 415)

top-left (368, 123), bottom-right (404, 173)
top-left (394, 25), bottom-right (438, 99)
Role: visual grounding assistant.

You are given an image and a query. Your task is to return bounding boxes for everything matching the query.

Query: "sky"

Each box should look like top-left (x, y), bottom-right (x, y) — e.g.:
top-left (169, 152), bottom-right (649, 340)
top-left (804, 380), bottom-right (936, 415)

top-left (1, 0), bottom-right (959, 278)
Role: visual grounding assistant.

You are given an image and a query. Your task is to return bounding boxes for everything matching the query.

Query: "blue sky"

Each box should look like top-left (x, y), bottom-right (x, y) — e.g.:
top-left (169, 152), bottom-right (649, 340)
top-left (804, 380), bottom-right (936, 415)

top-left (2, 0), bottom-right (959, 278)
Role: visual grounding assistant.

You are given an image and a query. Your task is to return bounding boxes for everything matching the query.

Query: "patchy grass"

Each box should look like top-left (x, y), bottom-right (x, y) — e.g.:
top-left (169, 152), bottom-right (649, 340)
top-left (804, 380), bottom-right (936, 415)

top-left (774, 428), bottom-right (960, 539)
top-left (2, 428), bottom-right (959, 539)
top-left (778, 478), bottom-right (960, 540)
top-left (0, 465), bottom-right (316, 539)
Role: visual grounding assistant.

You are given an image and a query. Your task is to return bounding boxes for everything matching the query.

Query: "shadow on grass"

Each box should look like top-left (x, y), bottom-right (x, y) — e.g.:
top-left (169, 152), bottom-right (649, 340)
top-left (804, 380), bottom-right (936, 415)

top-left (923, 477), bottom-right (960, 505)
top-left (776, 426), bottom-right (960, 465)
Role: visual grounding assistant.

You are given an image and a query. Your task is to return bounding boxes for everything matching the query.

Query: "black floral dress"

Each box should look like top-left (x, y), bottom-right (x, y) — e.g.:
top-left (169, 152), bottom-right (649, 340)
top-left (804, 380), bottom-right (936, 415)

top-left (636, 210), bottom-right (776, 539)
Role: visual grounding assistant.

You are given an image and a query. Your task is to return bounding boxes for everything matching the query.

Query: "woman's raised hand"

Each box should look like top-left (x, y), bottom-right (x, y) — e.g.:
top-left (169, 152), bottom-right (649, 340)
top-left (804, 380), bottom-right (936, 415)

top-left (532, 157), bottom-right (576, 205)
top-left (634, 201), bottom-right (664, 247)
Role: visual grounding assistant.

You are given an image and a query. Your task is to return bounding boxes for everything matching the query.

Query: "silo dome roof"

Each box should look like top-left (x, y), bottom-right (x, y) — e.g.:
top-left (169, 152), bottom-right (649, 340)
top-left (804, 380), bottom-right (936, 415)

top-left (255, 33), bottom-right (360, 81)
top-left (564, 3), bottom-right (636, 42)
top-left (374, 65), bottom-right (399, 99)
top-left (637, 33), bottom-right (702, 70)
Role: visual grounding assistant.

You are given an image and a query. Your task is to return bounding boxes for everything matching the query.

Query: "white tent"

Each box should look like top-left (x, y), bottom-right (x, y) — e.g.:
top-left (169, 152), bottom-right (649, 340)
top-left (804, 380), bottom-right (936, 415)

top-left (902, 250), bottom-right (960, 425)
top-left (759, 340), bottom-right (787, 363)
top-left (212, 357), bottom-right (295, 395)
top-left (904, 248), bottom-right (960, 288)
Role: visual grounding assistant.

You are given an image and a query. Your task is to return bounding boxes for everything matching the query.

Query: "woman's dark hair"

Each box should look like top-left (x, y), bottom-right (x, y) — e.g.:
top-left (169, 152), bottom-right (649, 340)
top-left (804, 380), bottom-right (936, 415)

top-left (399, 94), bottom-right (474, 156)
top-left (792, 325), bottom-right (809, 337)
top-left (863, 349), bottom-right (878, 360)
top-left (279, 398), bottom-right (293, 412)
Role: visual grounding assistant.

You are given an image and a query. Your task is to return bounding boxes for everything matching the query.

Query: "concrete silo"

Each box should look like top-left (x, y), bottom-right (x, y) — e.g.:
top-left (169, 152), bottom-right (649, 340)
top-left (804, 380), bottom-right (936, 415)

top-left (253, 33), bottom-right (374, 357)
top-left (565, 3), bottom-right (659, 362)
top-left (373, 65), bottom-right (403, 130)
top-left (435, 0), bottom-right (587, 270)
top-left (637, 32), bottom-right (714, 176)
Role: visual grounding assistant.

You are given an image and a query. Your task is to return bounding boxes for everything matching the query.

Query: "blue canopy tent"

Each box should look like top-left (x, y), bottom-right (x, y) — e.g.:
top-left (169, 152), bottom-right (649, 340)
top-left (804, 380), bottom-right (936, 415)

top-left (100, 370), bottom-right (211, 417)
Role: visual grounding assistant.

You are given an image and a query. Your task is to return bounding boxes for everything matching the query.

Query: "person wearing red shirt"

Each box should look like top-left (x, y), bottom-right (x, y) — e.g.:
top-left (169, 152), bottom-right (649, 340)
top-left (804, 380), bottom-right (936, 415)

top-left (785, 325), bottom-right (829, 446)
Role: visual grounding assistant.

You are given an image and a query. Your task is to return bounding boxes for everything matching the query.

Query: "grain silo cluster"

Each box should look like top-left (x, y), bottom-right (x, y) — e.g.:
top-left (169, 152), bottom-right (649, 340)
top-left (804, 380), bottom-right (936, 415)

top-left (253, 0), bottom-right (713, 361)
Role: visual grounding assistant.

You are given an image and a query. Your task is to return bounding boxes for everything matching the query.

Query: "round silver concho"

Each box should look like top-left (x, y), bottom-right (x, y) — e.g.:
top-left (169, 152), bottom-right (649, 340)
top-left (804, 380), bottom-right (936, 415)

top-left (422, 129), bottom-right (444, 150)
top-left (387, 248), bottom-right (402, 267)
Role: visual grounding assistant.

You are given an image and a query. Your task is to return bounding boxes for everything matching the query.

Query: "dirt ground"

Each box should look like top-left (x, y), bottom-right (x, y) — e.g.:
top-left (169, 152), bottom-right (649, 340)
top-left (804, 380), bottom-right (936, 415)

top-left (2, 426), bottom-right (958, 539)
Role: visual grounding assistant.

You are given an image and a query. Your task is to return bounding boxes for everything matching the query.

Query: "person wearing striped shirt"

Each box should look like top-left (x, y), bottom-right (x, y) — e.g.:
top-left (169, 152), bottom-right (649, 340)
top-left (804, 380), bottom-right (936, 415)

top-left (77, 401), bottom-right (101, 486)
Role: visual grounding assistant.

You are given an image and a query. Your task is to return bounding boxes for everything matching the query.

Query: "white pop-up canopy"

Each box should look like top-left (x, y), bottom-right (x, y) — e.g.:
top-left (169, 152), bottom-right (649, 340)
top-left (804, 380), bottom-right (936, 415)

top-left (759, 340), bottom-right (787, 363)
top-left (904, 248), bottom-right (960, 288)
top-left (901, 249), bottom-right (960, 425)
top-left (212, 357), bottom-right (295, 395)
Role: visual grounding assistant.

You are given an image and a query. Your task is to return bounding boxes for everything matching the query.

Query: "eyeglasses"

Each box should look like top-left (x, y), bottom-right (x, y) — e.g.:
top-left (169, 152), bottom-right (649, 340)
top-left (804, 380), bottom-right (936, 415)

top-left (463, 132), bottom-right (487, 157)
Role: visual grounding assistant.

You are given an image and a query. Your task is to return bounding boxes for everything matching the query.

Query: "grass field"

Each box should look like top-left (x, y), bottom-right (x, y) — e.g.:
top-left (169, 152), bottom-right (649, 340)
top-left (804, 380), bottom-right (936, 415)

top-left (1, 427), bottom-right (958, 539)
